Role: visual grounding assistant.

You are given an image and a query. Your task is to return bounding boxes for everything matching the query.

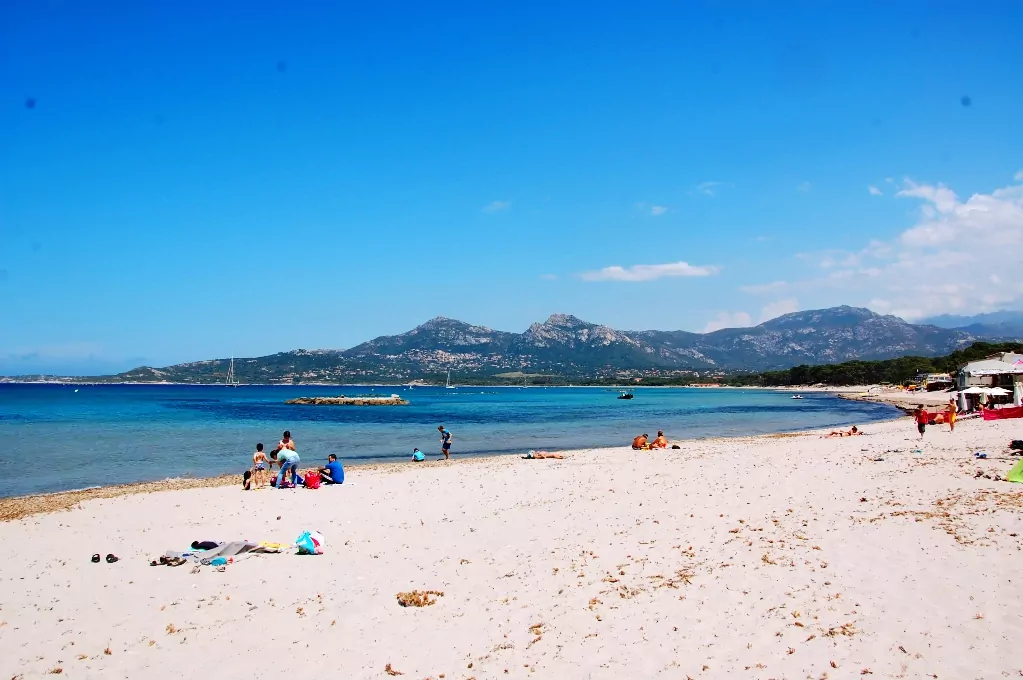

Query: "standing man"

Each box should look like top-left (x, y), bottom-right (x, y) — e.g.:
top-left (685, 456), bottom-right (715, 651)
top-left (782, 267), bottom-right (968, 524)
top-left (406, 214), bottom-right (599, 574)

top-left (914, 406), bottom-right (929, 439)
top-left (438, 425), bottom-right (453, 460)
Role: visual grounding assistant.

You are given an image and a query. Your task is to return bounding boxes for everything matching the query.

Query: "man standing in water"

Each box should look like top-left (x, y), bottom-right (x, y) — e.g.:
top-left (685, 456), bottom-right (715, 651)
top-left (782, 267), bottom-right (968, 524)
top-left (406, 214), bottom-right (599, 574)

top-left (438, 425), bottom-right (453, 460)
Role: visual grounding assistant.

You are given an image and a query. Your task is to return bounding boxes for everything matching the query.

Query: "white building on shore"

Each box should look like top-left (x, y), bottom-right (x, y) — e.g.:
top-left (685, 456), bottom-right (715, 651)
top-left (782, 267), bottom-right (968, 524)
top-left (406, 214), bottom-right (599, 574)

top-left (956, 352), bottom-right (1023, 406)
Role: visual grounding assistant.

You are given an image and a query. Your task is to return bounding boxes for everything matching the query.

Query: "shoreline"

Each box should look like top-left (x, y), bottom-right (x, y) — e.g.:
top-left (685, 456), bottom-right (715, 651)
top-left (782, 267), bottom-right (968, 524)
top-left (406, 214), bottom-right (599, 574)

top-left (0, 412), bottom-right (906, 521)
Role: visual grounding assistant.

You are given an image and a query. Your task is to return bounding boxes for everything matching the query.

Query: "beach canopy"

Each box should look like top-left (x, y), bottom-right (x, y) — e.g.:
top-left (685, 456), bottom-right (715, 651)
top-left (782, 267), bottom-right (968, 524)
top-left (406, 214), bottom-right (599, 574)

top-left (960, 386), bottom-right (988, 394)
top-left (962, 359), bottom-right (1023, 377)
top-left (988, 387), bottom-right (1012, 396)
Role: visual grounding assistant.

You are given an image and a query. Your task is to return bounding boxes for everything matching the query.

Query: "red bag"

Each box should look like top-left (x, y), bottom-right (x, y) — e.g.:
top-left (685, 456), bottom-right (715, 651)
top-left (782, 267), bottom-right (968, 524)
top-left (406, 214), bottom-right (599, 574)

top-left (304, 472), bottom-right (321, 489)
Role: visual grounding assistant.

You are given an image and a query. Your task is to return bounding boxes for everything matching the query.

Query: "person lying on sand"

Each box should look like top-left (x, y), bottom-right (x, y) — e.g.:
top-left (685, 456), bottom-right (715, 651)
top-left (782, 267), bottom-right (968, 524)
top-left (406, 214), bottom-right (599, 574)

top-left (822, 426), bottom-right (861, 438)
top-left (651, 430), bottom-right (668, 449)
top-left (632, 434), bottom-right (650, 450)
top-left (524, 450), bottom-right (565, 459)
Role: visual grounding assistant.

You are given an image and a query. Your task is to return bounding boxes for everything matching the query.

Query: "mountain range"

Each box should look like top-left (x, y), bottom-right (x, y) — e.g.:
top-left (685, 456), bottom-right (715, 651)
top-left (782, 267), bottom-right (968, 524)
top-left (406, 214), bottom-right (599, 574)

top-left (920, 310), bottom-right (1023, 338)
top-left (18, 305), bottom-right (1022, 384)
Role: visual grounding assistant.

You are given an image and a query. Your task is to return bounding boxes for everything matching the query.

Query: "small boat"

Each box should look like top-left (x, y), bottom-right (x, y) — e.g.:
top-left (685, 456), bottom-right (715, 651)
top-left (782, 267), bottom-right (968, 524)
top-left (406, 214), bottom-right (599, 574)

top-left (791, 394), bottom-right (803, 400)
top-left (618, 391), bottom-right (634, 400)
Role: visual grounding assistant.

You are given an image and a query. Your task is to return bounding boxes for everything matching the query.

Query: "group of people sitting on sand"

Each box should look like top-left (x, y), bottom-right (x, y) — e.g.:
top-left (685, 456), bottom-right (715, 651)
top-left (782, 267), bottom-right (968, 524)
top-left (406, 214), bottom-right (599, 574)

top-left (245, 430), bottom-right (345, 490)
top-left (631, 430), bottom-right (671, 450)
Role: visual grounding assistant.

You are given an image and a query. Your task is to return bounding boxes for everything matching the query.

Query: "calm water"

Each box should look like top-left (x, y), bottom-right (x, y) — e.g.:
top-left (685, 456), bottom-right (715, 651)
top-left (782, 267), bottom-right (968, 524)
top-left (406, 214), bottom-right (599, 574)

top-left (0, 384), bottom-right (898, 497)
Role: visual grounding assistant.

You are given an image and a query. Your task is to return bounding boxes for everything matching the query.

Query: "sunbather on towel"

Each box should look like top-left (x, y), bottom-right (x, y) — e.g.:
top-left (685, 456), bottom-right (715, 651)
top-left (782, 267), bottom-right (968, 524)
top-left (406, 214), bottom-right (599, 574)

top-left (823, 426), bottom-right (861, 438)
top-left (523, 450), bottom-right (565, 460)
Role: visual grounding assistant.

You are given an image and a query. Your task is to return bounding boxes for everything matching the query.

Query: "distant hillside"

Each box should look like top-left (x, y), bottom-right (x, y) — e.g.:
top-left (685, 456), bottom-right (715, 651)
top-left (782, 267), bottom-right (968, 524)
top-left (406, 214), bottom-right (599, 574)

top-left (920, 310), bottom-right (1023, 338)
top-left (7, 306), bottom-right (1020, 384)
top-left (727, 341), bottom-right (1023, 387)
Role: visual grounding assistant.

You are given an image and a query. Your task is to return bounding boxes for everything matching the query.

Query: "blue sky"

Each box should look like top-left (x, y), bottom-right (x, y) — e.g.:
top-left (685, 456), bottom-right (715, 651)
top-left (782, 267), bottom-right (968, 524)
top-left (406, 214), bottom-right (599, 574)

top-left (2, 2), bottom-right (1022, 374)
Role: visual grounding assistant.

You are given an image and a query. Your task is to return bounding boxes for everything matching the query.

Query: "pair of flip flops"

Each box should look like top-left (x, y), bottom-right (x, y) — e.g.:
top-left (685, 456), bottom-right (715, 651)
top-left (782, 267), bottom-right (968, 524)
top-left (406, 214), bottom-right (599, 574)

top-left (150, 556), bottom-right (187, 567)
top-left (91, 553), bottom-right (119, 563)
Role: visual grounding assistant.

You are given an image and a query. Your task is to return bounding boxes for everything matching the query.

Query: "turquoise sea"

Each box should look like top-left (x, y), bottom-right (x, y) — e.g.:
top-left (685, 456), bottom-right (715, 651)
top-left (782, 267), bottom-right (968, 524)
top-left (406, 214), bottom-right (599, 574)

top-left (0, 384), bottom-right (898, 497)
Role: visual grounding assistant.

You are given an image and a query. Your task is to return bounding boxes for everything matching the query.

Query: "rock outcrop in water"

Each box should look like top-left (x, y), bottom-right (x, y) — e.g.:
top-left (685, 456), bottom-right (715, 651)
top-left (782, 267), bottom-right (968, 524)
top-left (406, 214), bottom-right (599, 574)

top-left (286, 396), bottom-right (409, 406)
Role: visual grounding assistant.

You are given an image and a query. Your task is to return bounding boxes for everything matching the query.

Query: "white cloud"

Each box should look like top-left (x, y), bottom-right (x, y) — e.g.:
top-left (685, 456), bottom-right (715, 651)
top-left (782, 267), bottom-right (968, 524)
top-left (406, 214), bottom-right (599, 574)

top-left (482, 200), bottom-right (511, 214)
top-left (896, 179), bottom-right (958, 214)
top-left (579, 261), bottom-right (719, 282)
top-left (885, 177), bottom-right (894, 184)
top-left (744, 174), bottom-right (1023, 319)
top-left (868, 185), bottom-right (882, 196)
top-left (694, 181), bottom-right (725, 197)
top-left (759, 298), bottom-right (800, 322)
top-left (741, 281), bottom-right (789, 295)
top-left (1015, 170), bottom-right (1023, 182)
top-left (797, 181), bottom-right (811, 193)
top-left (701, 311), bottom-right (752, 333)
top-left (650, 205), bottom-right (668, 216)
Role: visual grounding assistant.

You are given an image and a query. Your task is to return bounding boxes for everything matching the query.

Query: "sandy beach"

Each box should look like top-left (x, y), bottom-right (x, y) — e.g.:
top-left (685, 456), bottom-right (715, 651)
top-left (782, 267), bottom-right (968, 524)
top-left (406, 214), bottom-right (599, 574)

top-left (2, 415), bottom-right (1022, 679)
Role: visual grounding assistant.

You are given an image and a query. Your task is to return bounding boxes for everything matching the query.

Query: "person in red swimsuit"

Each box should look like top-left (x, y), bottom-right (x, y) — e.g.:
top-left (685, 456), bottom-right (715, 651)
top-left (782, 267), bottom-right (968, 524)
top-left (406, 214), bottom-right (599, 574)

top-left (914, 406), bottom-right (929, 438)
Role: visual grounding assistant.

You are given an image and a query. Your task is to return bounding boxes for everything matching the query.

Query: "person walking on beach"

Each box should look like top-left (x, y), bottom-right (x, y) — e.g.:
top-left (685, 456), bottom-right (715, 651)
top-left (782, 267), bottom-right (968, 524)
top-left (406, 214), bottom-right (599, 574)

top-left (914, 406), bottom-right (929, 439)
top-left (438, 425), bottom-right (452, 460)
top-left (946, 399), bottom-right (957, 433)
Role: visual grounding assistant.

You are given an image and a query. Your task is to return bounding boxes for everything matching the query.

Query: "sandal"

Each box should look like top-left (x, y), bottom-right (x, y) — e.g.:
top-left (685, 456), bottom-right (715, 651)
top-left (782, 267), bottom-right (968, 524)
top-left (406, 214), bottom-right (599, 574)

top-left (91, 554), bottom-right (101, 563)
top-left (166, 557), bottom-right (187, 567)
top-left (105, 554), bottom-right (119, 563)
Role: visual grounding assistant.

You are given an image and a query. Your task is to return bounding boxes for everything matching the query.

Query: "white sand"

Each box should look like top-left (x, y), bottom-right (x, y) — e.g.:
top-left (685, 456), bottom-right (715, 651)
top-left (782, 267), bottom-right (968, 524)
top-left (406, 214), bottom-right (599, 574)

top-left (2, 417), bottom-right (1023, 679)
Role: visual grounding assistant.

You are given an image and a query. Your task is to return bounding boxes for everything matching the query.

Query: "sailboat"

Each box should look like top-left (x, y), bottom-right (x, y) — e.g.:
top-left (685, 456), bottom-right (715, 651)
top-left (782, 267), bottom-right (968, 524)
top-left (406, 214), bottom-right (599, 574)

top-left (225, 356), bottom-right (240, 386)
top-left (445, 370), bottom-right (455, 389)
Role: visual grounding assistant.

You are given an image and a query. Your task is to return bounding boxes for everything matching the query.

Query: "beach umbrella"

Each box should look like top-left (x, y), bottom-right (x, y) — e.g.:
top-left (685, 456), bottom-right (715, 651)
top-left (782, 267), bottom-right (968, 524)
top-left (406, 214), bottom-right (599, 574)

top-left (988, 387), bottom-right (1011, 396)
top-left (961, 386), bottom-right (987, 394)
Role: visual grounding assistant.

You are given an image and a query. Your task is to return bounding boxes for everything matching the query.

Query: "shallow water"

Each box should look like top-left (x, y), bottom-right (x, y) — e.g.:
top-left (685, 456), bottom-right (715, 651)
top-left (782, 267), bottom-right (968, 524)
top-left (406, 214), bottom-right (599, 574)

top-left (0, 384), bottom-right (897, 497)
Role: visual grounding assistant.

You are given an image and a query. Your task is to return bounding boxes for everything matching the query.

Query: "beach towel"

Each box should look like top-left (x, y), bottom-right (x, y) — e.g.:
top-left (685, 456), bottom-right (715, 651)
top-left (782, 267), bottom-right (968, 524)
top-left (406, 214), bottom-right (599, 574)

top-left (1007, 459), bottom-right (1023, 484)
top-left (165, 540), bottom-right (269, 564)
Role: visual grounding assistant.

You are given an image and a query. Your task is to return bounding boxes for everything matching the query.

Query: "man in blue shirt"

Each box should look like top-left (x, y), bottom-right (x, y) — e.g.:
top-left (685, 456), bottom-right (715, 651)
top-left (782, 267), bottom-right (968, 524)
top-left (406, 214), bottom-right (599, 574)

top-left (319, 454), bottom-right (345, 485)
